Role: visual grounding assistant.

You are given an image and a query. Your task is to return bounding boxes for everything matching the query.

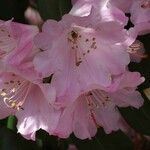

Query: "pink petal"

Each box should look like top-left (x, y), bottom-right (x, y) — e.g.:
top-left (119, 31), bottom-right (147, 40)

top-left (94, 101), bottom-right (120, 133)
top-left (130, 0), bottom-right (150, 24)
top-left (16, 85), bottom-right (61, 140)
top-left (73, 99), bottom-right (97, 139)
top-left (110, 89), bottom-right (144, 108)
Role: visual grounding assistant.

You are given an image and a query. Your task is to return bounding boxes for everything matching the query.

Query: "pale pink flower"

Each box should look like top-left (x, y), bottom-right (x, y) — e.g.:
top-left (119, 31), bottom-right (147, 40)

top-left (0, 20), bottom-right (39, 67)
top-left (54, 72), bottom-right (144, 139)
top-left (130, 0), bottom-right (150, 25)
top-left (70, 0), bottom-right (128, 26)
top-left (130, 0), bottom-right (150, 35)
top-left (0, 71), bottom-right (60, 140)
top-left (70, 0), bottom-right (147, 63)
top-left (108, 0), bottom-right (150, 62)
top-left (108, 0), bottom-right (150, 27)
top-left (0, 20), bottom-right (61, 140)
top-left (34, 9), bottom-right (131, 107)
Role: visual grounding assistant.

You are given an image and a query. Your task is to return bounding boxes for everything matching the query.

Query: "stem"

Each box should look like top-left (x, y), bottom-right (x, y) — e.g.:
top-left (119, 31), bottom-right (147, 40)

top-left (7, 115), bottom-right (17, 131)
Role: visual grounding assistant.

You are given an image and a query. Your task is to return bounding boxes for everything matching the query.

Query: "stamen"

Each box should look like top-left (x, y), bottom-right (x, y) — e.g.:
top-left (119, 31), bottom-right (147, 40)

top-left (128, 40), bottom-right (144, 53)
top-left (67, 29), bottom-right (98, 67)
top-left (0, 75), bottom-right (31, 110)
top-left (128, 40), bottom-right (148, 59)
top-left (85, 94), bottom-right (99, 127)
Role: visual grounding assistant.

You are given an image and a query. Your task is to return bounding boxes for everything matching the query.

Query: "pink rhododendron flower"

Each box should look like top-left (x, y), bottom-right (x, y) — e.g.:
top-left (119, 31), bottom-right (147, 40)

top-left (130, 0), bottom-right (150, 35)
top-left (34, 9), bottom-right (132, 107)
top-left (70, 0), bottom-right (128, 26)
top-left (130, 0), bottom-right (150, 25)
top-left (0, 20), bottom-right (61, 140)
top-left (108, 0), bottom-right (150, 29)
top-left (108, 0), bottom-right (150, 62)
top-left (0, 20), bottom-right (39, 67)
top-left (70, 0), bottom-right (147, 63)
top-left (0, 71), bottom-right (60, 140)
top-left (54, 72), bottom-right (144, 139)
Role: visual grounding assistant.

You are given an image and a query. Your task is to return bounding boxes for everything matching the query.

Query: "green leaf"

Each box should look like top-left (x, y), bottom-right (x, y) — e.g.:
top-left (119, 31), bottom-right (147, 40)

top-left (71, 129), bottom-right (133, 150)
top-left (36, 0), bottom-right (72, 21)
top-left (119, 95), bottom-right (150, 135)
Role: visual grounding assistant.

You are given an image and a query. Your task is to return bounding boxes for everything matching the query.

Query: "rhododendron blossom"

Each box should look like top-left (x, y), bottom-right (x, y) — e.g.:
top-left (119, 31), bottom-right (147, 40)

top-left (54, 72), bottom-right (144, 139)
top-left (70, 0), bottom-right (128, 26)
top-left (108, 0), bottom-right (150, 24)
top-left (0, 0), bottom-right (147, 144)
top-left (0, 71), bottom-right (60, 140)
top-left (0, 20), bottom-right (39, 67)
top-left (0, 20), bottom-right (61, 140)
top-left (108, 0), bottom-right (150, 33)
top-left (71, 0), bottom-right (149, 62)
top-left (34, 10), bottom-right (132, 107)
top-left (33, 2), bottom-right (145, 139)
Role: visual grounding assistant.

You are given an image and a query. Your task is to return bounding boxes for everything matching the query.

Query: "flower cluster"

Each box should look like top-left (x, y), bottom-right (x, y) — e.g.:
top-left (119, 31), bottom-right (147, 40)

top-left (0, 0), bottom-right (149, 140)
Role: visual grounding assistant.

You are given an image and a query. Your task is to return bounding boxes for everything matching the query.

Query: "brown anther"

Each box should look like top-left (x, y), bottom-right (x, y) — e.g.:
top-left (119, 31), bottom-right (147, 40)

top-left (76, 60), bottom-right (82, 66)
top-left (10, 80), bottom-right (14, 83)
top-left (94, 46), bottom-right (97, 49)
top-left (2, 89), bottom-right (6, 92)
top-left (90, 42), bottom-right (96, 49)
top-left (71, 31), bottom-right (78, 40)
top-left (87, 50), bottom-right (90, 53)
top-left (87, 92), bottom-right (93, 96)
top-left (4, 82), bottom-right (9, 85)
top-left (92, 37), bottom-right (96, 41)
top-left (85, 39), bottom-right (89, 42)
